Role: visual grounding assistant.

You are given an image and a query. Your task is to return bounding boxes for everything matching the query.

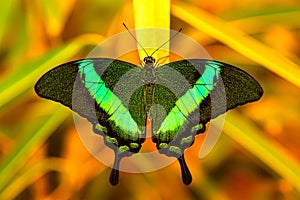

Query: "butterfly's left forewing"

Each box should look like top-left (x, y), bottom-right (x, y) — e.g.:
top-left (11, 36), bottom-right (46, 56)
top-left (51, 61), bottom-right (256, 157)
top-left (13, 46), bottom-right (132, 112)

top-left (35, 58), bottom-right (147, 185)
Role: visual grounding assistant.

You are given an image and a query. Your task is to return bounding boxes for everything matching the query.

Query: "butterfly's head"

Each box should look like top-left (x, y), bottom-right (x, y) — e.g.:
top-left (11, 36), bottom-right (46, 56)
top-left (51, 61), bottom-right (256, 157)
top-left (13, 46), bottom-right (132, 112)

top-left (143, 56), bottom-right (155, 64)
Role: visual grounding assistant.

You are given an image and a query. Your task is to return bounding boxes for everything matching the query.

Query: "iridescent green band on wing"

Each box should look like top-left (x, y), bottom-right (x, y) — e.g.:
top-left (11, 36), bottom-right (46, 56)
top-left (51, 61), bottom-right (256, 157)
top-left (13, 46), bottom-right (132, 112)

top-left (156, 61), bottom-right (222, 138)
top-left (78, 60), bottom-right (141, 138)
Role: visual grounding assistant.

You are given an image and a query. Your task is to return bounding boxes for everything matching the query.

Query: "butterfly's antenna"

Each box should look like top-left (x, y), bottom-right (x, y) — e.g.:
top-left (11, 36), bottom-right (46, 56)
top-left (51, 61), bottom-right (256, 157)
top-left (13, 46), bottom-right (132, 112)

top-left (123, 23), bottom-right (149, 57)
top-left (150, 28), bottom-right (182, 57)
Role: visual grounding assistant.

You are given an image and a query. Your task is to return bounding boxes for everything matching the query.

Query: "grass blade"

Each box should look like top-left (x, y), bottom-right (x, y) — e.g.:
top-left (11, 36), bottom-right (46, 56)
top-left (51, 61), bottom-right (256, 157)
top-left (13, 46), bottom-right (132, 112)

top-left (224, 112), bottom-right (300, 192)
top-left (0, 0), bottom-right (18, 42)
top-left (0, 158), bottom-right (67, 200)
top-left (172, 2), bottom-right (300, 88)
top-left (0, 34), bottom-right (104, 109)
top-left (133, 0), bottom-right (170, 60)
top-left (0, 106), bottom-right (70, 193)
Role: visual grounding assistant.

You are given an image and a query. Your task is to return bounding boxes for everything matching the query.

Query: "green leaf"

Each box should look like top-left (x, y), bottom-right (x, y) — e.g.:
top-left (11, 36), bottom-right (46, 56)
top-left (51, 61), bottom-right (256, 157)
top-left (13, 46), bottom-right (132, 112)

top-left (133, 0), bottom-right (170, 60)
top-left (0, 34), bottom-right (104, 109)
top-left (0, 106), bottom-right (70, 193)
top-left (0, 0), bottom-right (18, 43)
top-left (0, 158), bottom-right (67, 200)
top-left (224, 112), bottom-right (300, 191)
top-left (172, 2), bottom-right (300, 88)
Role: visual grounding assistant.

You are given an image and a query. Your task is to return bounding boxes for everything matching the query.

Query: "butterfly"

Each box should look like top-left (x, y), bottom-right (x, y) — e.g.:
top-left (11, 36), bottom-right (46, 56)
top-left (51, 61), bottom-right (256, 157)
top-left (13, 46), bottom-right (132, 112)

top-left (34, 26), bottom-right (263, 185)
top-left (35, 55), bottom-right (263, 185)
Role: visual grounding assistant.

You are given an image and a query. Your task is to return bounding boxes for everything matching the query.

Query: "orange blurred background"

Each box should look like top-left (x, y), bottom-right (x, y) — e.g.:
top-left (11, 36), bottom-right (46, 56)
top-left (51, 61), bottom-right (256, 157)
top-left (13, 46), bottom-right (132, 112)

top-left (0, 0), bottom-right (300, 199)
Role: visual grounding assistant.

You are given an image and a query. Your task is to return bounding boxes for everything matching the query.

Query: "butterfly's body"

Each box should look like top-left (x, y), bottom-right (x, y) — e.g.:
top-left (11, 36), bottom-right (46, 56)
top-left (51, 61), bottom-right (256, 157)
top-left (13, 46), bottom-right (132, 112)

top-left (140, 57), bottom-right (157, 117)
top-left (35, 57), bottom-right (263, 185)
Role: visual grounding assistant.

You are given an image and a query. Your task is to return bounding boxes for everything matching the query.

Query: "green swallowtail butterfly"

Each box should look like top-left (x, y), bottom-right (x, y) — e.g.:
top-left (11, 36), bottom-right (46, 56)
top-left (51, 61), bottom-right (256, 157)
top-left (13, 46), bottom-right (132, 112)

top-left (35, 56), bottom-right (263, 185)
top-left (34, 27), bottom-right (263, 185)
